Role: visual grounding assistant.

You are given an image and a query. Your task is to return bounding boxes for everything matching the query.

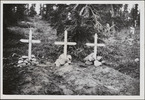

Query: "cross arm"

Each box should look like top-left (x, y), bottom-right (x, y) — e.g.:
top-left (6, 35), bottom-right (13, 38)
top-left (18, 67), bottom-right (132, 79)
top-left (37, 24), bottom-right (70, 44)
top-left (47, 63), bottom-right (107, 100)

top-left (86, 43), bottom-right (94, 46)
top-left (55, 42), bottom-right (65, 45)
top-left (20, 39), bottom-right (41, 43)
top-left (98, 44), bottom-right (105, 46)
top-left (86, 43), bottom-right (105, 46)
top-left (20, 39), bottom-right (29, 43)
top-left (55, 42), bottom-right (76, 45)
top-left (67, 42), bottom-right (77, 45)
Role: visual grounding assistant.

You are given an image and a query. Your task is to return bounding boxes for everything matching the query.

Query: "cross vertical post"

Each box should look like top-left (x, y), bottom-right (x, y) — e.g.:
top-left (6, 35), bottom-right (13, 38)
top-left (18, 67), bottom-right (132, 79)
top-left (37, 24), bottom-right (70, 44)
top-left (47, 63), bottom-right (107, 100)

top-left (64, 30), bottom-right (67, 59)
top-left (94, 34), bottom-right (97, 60)
top-left (28, 28), bottom-right (32, 60)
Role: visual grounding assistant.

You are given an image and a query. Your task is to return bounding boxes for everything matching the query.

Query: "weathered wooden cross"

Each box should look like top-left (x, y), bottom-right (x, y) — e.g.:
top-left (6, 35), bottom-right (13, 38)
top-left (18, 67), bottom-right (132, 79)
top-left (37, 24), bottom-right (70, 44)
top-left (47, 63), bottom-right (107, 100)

top-left (55, 30), bottom-right (76, 59)
top-left (20, 28), bottom-right (41, 60)
top-left (86, 33), bottom-right (105, 60)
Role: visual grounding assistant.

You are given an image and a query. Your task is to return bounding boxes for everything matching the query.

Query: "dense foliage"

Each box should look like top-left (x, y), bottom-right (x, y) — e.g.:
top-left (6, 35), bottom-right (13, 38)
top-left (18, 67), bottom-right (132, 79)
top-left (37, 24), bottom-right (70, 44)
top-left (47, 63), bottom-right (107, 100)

top-left (41, 4), bottom-right (140, 40)
top-left (39, 4), bottom-right (140, 59)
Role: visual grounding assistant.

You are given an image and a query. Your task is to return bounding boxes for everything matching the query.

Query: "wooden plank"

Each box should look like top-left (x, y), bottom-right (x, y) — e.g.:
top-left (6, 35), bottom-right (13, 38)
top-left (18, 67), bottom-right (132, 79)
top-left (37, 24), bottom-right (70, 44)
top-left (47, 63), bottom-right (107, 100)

top-left (20, 39), bottom-right (29, 43)
top-left (28, 28), bottom-right (32, 60)
top-left (64, 30), bottom-right (67, 59)
top-left (86, 43), bottom-right (105, 47)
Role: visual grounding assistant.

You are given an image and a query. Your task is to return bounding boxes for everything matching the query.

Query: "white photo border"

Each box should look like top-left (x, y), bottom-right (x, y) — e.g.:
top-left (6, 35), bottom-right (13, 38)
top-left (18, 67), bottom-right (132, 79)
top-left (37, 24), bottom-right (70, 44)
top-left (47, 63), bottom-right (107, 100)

top-left (0, 0), bottom-right (144, 99)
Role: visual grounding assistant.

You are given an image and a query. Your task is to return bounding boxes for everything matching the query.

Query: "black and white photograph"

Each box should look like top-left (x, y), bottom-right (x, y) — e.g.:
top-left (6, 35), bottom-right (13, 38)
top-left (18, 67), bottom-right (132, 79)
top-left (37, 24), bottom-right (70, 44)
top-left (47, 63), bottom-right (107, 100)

top-left (0, 0), bottom-right (144, 99)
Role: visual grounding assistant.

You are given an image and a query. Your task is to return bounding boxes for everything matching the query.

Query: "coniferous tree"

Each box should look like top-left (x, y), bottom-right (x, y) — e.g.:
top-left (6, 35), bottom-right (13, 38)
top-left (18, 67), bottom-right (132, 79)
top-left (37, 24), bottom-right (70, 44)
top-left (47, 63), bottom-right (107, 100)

top-left (29, 4), bottom-right (37, 17)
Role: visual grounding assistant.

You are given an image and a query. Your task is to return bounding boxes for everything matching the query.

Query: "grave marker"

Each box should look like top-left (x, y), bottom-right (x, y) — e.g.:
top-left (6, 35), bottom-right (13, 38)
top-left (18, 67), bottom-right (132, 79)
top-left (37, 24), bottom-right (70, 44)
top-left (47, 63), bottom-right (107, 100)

top-left (55, 30), bottom-right (76, 59)
top-left (20, 28), bottom-right (41, 60)
top-left (86, 33), bottom-right (105, 60)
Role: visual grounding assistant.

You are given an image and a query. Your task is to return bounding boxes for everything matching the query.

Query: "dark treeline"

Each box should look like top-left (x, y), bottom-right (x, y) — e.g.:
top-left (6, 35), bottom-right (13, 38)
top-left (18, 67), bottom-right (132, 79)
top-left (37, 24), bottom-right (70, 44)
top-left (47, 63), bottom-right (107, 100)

top-left (40, 4), bottom-right (140, 43)
top-left (3, 4), bottom-right (140, 47)
top-left (3, 4), bottom-right (37, 27)
top-left (3, 4), bottom-right (140, 35)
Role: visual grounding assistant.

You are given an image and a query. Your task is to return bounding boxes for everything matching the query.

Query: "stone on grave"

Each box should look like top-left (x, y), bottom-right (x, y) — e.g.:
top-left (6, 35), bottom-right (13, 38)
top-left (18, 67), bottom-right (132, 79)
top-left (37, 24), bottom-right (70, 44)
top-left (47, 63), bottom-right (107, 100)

top-left (85, 60), bottom-right (93, 65)
top-left (84, 53), bottom-right (95, 62)
top-left (66, 55), bottom-right (72, 64)
top-left (31, 55), bottom-right (35, 58)
top-left (17, 54), bottom-right (39, 67)
top-left (55, 54), bottom-right (72, 67)
top-left (55, 59), bottom-right (65, 67)
top-left (18, 60), bottom-right (23, 64)
top-left (24, 60), bottom-right (29, 64)
top-left (31, 58), bottom-right (37, 62)
top-left (22, 55), bottom-right (28, 59)
top-left (84, 53), bottom-right (103, 66)
top-left (97, 56), bottom-right (103, 61)
top-left (94, 60), bottom-right (102, 67)
top-left (101, 60), bottom-right (106, 64)
top-left (135, 58), bottom-right (139, 62)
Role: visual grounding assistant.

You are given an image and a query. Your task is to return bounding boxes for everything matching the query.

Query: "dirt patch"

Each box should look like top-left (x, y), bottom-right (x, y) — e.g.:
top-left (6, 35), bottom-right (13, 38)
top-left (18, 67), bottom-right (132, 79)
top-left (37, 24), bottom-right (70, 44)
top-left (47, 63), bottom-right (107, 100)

top-left (14, 62), bottom-right (139, 95)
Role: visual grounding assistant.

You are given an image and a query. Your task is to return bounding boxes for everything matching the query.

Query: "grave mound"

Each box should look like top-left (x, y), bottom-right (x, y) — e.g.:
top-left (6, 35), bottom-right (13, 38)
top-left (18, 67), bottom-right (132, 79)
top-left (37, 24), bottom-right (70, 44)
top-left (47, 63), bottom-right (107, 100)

top-left (17, 62), bottom-right (139, 95)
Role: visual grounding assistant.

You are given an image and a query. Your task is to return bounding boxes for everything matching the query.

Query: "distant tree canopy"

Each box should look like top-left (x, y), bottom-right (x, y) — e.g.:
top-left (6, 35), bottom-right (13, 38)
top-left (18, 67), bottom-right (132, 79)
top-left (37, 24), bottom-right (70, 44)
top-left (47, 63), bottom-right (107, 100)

top-left (3, 4), bottom-right (37, 27)
top-left (3, 4), bottom-right (26, 26)
top-left (29, 4), bottom-right (37, 17)
top-left (3, 4), bottom-right (140, 43)
top-left (40, 4), bottom-right (140, 45)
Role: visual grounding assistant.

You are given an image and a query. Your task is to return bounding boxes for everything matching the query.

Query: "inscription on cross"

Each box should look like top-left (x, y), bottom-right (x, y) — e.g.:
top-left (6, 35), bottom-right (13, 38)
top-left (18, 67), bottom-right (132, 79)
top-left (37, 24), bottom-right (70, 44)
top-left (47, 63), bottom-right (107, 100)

top-left (20, 28), bottom-right (41, 60)
top-left (55, 30), bottom-right (76, 59)
top-left (86, 33), bottom-right (105, 60)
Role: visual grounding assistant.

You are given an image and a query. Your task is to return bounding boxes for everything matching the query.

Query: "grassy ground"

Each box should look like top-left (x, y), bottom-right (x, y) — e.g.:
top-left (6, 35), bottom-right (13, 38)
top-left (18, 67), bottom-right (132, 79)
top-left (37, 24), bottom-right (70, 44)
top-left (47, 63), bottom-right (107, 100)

top-left (3, 16), bottom-right (140, 95)
top-left (102, 27), bottom-right (140, 79)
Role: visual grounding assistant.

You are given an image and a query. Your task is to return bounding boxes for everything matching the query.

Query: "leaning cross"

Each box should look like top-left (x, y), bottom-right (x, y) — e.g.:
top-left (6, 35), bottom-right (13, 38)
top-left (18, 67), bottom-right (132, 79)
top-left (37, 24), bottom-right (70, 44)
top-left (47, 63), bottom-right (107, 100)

top-left (55, 30), bottom-right (76, 59)
top-left (86, 33), bottom-right (105, 60)
top-left (20, 28), bottom-right (41, 60)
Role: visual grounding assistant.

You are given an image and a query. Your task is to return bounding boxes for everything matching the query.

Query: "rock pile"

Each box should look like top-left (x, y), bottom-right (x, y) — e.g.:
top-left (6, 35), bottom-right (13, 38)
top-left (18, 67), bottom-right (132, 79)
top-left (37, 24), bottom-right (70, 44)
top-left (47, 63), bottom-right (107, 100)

top-left (84, 53), bottom-right (105, 67)
top-left (55, 53), bottom-right (72, 67)
top-left (17, 55), bottom-right (39, 67)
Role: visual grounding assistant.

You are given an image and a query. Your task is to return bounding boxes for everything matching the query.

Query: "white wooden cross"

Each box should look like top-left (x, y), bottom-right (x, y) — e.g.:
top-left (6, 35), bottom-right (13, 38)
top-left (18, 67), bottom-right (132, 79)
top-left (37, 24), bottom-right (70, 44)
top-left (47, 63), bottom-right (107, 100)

top-left (55, 30), bottom-right (76, 59)
top-left (86, 33), bottom-right (105, 60)
top-left (20, 28), bottom-right (41, 60)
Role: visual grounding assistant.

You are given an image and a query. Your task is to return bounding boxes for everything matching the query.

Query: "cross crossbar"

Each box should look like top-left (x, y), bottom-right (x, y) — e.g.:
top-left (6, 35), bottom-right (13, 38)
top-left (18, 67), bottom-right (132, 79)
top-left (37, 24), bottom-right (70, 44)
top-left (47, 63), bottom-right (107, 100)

top-left (86, 43), bottom-right (105, 47)
top-left (55, 42), bottom-right (76, 45)
top-left (20, 39), bottom-right (41, 43)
